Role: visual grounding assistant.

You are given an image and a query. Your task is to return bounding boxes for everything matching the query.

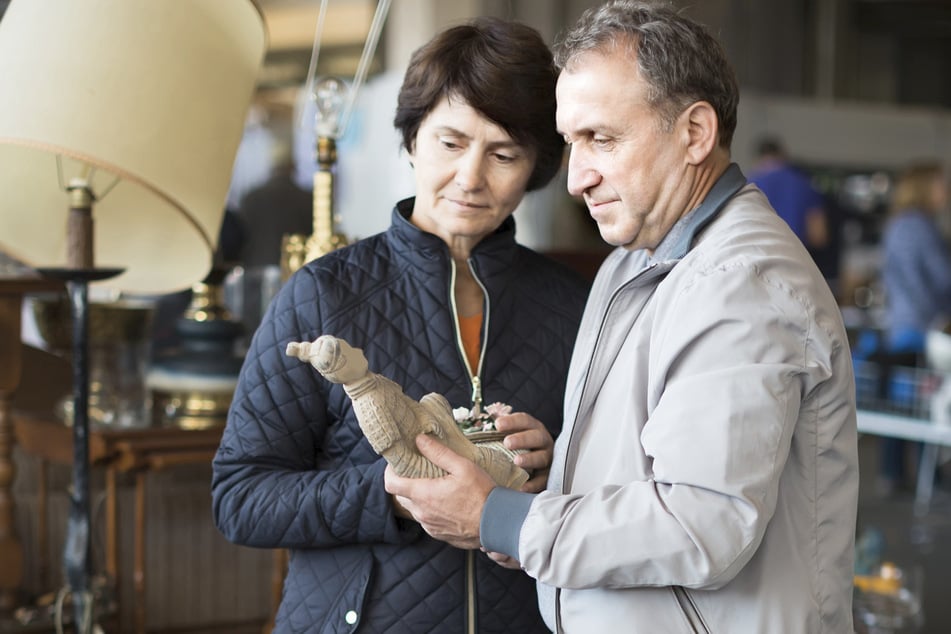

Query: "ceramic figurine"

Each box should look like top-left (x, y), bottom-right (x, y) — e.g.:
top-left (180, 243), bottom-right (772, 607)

top-left (286, 335), bottom-right (529, 489)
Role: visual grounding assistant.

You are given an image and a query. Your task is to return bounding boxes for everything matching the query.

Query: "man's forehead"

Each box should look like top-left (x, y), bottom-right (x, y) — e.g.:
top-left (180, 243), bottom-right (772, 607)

top-left (556, 55), bottom-right (647, 123)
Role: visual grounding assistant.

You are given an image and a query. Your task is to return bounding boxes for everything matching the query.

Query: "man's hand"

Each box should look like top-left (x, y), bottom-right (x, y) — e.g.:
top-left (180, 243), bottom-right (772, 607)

top-left (494, 413), bottom-right (554, 493)
top-left (384, 434), bottom-right (495, 549)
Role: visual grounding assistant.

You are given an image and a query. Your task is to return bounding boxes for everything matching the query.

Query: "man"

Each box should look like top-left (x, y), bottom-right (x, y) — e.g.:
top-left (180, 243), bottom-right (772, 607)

top-left (385, 2), bottom-right (859, 632)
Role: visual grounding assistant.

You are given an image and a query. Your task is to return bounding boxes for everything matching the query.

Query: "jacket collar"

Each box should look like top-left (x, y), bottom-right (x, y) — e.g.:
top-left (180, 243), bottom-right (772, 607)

top-left (387, 197), bottom-right (520, 276)
top-left (651, 163), bottom-right (747, 263)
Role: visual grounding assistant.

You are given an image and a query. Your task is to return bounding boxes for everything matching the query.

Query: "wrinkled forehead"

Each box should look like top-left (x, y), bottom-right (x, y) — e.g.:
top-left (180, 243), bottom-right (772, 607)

top-left (555, 49), bottom-right (654, 135)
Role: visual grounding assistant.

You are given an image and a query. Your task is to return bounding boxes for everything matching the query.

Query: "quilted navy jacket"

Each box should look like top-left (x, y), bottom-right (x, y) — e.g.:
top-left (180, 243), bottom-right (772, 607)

top-left (212, 199), bottom-right (589, 633)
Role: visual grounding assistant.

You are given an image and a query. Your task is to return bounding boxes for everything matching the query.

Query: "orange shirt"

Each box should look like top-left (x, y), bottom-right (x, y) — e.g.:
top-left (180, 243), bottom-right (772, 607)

top-left (458, 313), bottom-right (483, 373)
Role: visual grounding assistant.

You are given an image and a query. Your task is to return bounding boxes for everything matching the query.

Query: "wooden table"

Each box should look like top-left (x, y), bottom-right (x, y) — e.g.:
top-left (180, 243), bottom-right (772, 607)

top-left (0, 277), bottom-right (63, 613)
top-left (13, 415), bottom-right (224, 634)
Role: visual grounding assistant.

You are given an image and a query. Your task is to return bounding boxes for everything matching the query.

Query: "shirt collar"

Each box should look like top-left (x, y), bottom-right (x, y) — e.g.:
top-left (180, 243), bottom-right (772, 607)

top-left (650, 163), bottom-right (747, 263)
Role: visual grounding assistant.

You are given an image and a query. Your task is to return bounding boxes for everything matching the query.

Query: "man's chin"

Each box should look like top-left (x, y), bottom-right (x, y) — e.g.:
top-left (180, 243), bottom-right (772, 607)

top-left (596, 225), bottom-right (628, 249)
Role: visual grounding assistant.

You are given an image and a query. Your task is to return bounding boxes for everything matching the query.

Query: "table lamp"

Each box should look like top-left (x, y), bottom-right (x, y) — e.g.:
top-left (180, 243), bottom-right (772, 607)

top-left (280, 0), bottom-right (392, 280)
top-left (0, 1), bottom-right (265, 630)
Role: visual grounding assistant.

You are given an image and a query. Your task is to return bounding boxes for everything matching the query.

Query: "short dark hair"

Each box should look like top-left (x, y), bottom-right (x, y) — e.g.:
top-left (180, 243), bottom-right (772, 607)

top-left (553, 0), bottom-right (739, 149)
top-left (394, 17), bottom-right (564, 192)
top-left (755, 136), bottom-right (785, 158)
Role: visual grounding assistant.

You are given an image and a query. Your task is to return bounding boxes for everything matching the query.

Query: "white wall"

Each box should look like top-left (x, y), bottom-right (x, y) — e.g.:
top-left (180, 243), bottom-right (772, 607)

top-left (734, 92), bottom-right (951, 173)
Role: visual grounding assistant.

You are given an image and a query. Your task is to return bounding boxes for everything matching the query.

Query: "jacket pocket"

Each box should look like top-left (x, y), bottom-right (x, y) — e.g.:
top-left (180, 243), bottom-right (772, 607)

top-left (671, 586), bottom-right (711, 634)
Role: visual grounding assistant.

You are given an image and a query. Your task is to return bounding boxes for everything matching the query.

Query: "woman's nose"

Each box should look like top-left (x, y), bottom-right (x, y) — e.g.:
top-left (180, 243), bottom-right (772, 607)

top-left (455, 151), bottom-right (486, 192)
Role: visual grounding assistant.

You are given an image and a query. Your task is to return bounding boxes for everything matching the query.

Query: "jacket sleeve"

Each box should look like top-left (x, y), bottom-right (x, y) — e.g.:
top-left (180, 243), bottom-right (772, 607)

top-left (517, 261), bottom-right (837, 590)
top-left (211, 271), bottom-right (420, 549)
top-left (916, 217), bottom-right (951, 315)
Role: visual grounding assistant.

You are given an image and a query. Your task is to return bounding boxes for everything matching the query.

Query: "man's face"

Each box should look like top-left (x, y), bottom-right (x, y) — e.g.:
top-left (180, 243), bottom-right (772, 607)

top-left (556, 50), bottom-right (691, 252)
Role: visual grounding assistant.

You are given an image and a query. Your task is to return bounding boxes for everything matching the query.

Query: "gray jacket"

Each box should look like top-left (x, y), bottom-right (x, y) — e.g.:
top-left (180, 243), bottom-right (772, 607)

top-left (484, 166), bottom-right (858, 632)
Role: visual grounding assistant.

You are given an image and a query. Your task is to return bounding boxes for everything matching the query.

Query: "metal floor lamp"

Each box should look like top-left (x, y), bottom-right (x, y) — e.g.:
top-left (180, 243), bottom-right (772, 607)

top-left (0, 1), bottom-right (265, 630)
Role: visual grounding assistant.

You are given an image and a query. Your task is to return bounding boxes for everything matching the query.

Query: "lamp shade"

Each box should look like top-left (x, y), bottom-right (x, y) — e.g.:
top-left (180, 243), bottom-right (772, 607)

top-left (0, 0), bottom-right (266, 294)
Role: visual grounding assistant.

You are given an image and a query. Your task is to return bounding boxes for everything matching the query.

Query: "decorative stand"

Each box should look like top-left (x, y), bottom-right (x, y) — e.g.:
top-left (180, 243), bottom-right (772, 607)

top-left (40, 265), bottom-right (122, 632)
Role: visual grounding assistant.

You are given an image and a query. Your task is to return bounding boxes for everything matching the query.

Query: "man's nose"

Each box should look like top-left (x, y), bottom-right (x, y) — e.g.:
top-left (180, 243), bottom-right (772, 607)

top-left (566, 146), bottom-right (599, 197)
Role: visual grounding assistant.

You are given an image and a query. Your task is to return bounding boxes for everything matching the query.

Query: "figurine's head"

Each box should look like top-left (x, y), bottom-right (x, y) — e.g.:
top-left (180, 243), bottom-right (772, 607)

top-left (295, 335), bottom-right (369, 384)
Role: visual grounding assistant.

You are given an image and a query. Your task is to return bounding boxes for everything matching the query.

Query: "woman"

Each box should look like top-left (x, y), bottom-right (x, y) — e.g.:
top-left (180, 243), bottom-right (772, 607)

top-left (879, 160), bottom-right (951, 492)
top-left (211, 17), bottom-right (589, 633)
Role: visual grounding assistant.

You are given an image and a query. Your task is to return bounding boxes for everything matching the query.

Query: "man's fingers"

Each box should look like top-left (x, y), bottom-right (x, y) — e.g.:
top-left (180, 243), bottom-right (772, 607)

top-left (415, 433), bottom-right (468, 473)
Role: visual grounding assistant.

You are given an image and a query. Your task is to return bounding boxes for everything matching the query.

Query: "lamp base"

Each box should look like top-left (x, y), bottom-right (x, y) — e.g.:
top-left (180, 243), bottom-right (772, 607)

top-left (147, 369), bottom-right (237, 429)
top-left (147, 279), bottom-right (243, 429)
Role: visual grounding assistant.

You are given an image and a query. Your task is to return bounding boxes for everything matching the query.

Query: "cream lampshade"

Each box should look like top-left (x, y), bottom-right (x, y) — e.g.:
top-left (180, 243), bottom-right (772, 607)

top-left (0, 0), bottom-right (267, 294)
top-left (0, 1), bottom-right (266, 629)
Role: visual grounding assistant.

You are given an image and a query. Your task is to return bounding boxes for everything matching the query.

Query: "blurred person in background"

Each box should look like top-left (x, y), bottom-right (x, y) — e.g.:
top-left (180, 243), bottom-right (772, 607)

top-left (235, 141), bottom-right (312, 270)
top-left (878, 160), bottom-right (951, 494)
top-left (749, 136), bottom-right (829, 251)
top-left (749, 136), bottom-right (841, 292)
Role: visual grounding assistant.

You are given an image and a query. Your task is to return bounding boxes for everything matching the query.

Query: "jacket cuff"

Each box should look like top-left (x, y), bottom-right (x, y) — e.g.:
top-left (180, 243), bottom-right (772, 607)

top-left (480, 486), bottom-right (535, 559)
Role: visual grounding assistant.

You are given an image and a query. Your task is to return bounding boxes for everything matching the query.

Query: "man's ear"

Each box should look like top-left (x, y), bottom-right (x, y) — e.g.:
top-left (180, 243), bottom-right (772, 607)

top-left (680, 101), bottom-right (718, 165)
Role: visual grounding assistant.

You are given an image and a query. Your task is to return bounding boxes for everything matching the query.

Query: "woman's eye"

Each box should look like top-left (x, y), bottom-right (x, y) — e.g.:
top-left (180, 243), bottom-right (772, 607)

top-left (440, 139), bottom-right (461, 150)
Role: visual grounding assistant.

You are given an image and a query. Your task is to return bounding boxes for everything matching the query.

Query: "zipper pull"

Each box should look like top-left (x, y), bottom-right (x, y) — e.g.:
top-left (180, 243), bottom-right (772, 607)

top-left (470, 375), bottom-right (483, 416)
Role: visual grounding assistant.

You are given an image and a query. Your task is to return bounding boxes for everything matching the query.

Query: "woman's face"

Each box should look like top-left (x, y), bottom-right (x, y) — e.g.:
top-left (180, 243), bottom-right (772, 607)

top-left (409, 96), bottom-right (535, 253)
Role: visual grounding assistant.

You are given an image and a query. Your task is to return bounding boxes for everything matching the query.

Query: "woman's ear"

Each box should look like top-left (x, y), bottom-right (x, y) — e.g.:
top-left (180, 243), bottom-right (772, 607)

top-left (681, 101), bottom-right (718, 165)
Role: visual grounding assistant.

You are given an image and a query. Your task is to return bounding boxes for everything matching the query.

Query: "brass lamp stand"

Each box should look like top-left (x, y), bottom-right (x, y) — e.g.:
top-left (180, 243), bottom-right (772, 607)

top-left (281, 133), bottom-right (348, 280)
top-left (308, 135), bottom-right (349, 262)
top-left (281, 73), bottom-right (355, 280)
top-left (280, 0), bottom-right (391, 279)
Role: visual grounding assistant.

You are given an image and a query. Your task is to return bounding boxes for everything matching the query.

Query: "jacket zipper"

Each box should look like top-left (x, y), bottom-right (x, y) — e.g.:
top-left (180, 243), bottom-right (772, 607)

top-left (449, 258), bottom-right (489, 634)
top-left (555, 261), bottom-right (670, 633)
top-left (466, 550), bottom-right (476, 634)
top-left (559, 262), bottom-right (666, 492)
top-left (672, 586), bottom-right (711, 633)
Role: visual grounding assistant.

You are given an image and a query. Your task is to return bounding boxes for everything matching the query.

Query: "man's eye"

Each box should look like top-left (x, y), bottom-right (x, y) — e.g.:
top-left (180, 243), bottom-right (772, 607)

top-left (494, 153), bottom-right (516, 163)
top-left (440, 139), bottom-right (461, 150)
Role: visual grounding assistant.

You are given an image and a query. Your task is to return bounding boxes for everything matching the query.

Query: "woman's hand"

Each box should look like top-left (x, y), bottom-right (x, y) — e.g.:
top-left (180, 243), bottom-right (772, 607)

top-left (493, 412), bottom-right (554, 493)
top-left (484, 549), bottom-right (522, 570)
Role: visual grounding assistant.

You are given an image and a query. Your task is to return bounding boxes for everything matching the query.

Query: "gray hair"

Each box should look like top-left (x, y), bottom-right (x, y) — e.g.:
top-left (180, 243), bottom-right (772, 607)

top-left (553, 0), bottom-right (739, 149)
